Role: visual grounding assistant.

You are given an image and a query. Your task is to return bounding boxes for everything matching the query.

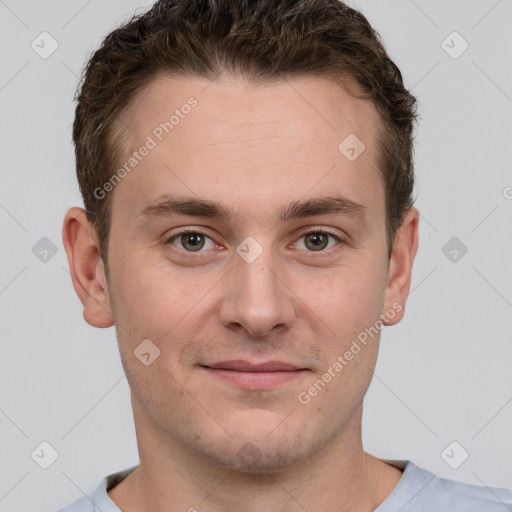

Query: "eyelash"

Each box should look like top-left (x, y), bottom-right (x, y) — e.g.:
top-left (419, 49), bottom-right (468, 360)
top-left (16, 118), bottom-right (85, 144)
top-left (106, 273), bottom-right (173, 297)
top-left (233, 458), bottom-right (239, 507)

top-left (165, 228), bottom-right (343, 255)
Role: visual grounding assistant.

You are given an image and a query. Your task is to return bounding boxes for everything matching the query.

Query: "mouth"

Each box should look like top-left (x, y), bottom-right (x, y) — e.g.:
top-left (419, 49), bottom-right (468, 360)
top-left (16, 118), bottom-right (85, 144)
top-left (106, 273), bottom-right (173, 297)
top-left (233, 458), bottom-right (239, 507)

top-left (199, 360), bottom-right (309, 390)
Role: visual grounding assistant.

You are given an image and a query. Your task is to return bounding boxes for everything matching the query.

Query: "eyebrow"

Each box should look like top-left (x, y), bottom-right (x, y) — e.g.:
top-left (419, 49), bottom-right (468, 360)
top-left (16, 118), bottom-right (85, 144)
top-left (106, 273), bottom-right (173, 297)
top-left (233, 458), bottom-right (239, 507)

top-left (135, 194), bottom-right (368, 224)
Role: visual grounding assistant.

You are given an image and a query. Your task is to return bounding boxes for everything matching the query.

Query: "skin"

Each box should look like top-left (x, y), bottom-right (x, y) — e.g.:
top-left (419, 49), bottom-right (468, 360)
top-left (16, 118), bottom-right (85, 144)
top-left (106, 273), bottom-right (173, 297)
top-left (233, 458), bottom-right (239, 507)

top-left (63, 74), bottom-right (419, 512)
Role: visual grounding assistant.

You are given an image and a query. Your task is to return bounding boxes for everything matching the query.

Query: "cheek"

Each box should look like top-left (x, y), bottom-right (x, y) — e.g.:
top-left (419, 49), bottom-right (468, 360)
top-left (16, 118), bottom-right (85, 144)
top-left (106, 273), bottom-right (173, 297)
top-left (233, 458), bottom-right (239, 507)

top-left (298, 269), bottom-right (383, 414)
top-left (109, 255), bottom-right (220, 349)
top-left (297, 260), bottom-right (386, 340)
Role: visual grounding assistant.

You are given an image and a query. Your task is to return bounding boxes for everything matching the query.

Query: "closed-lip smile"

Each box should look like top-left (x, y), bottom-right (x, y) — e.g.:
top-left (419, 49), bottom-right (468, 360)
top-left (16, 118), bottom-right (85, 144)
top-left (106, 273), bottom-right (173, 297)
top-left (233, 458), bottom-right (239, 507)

top-left (200, 360), bottom-right (308, 389)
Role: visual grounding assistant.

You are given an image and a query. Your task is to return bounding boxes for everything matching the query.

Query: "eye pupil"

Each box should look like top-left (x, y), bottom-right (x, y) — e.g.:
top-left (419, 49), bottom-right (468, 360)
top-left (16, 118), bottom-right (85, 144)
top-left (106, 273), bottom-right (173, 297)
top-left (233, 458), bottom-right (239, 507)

top-left (305, 232), bottom-right (328, 251)
top-left (182, 233), bottom-right (205, 251)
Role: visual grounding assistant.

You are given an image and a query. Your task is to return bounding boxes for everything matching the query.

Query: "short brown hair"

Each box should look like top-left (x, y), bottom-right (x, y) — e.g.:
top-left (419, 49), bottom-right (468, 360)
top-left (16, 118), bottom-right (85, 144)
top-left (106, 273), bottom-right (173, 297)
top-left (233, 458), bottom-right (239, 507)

top-left (73, 0), bottom-right (417, 273)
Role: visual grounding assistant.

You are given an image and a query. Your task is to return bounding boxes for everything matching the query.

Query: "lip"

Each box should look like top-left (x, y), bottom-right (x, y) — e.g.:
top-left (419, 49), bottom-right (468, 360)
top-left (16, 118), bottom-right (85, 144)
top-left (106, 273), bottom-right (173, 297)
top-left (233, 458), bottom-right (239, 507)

top-left (206, 360), bottom-right (302, 372)
top-left (201, 360), bottom-right (308, 390)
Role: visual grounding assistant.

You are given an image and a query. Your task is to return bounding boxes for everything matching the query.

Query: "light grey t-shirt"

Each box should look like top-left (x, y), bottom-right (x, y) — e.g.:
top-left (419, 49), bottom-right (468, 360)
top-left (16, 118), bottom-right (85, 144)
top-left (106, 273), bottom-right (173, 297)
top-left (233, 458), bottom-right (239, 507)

top-left (57, 459), bottom-right (512, 511)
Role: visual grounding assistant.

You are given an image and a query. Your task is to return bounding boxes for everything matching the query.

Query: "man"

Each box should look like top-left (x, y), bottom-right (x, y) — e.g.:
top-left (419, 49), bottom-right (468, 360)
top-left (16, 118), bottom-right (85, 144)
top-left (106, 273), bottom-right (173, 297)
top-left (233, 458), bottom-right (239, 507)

top-left (58, 0), bottom-right (512, 510)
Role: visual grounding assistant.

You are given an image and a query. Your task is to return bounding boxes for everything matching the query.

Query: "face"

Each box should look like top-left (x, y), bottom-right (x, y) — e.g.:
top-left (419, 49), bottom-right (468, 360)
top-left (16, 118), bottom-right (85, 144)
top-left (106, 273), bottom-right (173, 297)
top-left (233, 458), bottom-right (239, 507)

top-left (65, 74), bottom-right (418, 473)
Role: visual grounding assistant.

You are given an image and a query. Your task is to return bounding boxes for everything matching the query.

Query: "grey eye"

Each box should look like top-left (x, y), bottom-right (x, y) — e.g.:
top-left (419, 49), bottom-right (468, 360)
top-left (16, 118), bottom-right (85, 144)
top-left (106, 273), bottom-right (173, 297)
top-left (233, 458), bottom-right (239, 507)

top-left (180, 233), bottom-right (206, 251)
top-left (304, 232), bottom-right (330, 251)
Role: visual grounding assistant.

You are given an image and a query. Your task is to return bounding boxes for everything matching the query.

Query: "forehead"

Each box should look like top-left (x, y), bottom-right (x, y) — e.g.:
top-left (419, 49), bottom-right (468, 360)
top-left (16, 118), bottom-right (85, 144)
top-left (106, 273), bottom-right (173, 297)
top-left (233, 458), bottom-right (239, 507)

top-left (123, 73), bottom-right (380, 146)
top-left (112, 74), bottom-right (384, 224)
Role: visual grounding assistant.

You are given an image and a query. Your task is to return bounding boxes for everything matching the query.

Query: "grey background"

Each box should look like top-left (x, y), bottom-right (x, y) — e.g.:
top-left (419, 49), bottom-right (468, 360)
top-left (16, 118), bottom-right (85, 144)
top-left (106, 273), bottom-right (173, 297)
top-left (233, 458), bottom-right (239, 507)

top-left (1, 0), bottom-right (511, 510)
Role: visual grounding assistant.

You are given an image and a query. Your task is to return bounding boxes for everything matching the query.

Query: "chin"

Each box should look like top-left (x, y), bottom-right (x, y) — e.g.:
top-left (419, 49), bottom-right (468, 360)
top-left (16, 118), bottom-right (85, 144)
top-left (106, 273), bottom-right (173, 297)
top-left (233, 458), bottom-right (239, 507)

top-left (207, 439), bottom-right (309, 474)
top-left (191, 418), bottom-right (322, 474)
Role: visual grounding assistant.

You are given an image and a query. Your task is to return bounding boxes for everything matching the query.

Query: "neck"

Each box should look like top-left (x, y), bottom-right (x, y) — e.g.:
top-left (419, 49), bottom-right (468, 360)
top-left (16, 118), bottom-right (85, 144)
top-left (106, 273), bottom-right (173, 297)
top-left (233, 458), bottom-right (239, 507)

top-left (108, 402), bottom-right (402, 512)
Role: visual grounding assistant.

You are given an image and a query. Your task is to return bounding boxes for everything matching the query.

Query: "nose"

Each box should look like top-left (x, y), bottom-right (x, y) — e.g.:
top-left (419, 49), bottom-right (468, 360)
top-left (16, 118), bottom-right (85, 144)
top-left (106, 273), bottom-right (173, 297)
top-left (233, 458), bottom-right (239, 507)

top-left (218, 250), bottom-right (296, 339)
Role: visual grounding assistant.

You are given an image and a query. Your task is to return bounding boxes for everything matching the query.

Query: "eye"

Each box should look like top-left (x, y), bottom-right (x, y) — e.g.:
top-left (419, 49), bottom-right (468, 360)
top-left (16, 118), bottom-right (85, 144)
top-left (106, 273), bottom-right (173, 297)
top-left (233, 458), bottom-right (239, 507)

top-left (165, 228), bottom-right (343, 254)
top-left (295, 229), bottom-right (342, 252)
top-left (166, 230), bottom-right (217, 252)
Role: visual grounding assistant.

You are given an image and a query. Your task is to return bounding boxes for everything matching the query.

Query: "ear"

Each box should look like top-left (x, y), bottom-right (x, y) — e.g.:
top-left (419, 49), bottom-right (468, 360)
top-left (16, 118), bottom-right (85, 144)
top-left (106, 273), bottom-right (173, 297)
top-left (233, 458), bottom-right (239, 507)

top-left (382, 207), bottom-right (419, 326)
top-left (62, 207), bottom-right (114, 328)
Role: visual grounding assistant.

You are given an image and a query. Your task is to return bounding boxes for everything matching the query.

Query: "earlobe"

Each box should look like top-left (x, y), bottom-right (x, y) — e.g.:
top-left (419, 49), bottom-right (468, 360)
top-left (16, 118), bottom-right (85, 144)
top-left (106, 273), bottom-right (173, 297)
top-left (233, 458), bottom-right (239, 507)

top-left (382, 207), bottom-right (419, 326)
top-left (62, 207), bottom-right (114, 328)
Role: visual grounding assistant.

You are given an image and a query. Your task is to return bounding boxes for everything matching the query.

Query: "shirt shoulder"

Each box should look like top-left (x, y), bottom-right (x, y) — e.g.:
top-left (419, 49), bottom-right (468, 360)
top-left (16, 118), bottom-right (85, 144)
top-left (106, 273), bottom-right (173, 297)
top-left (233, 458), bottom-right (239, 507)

top-left (377, 459), bottom-right (512, 512)
top-left (56, 461), bottom-right (512, 511)
top-left (56, 466), bottom-right (138, 512)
